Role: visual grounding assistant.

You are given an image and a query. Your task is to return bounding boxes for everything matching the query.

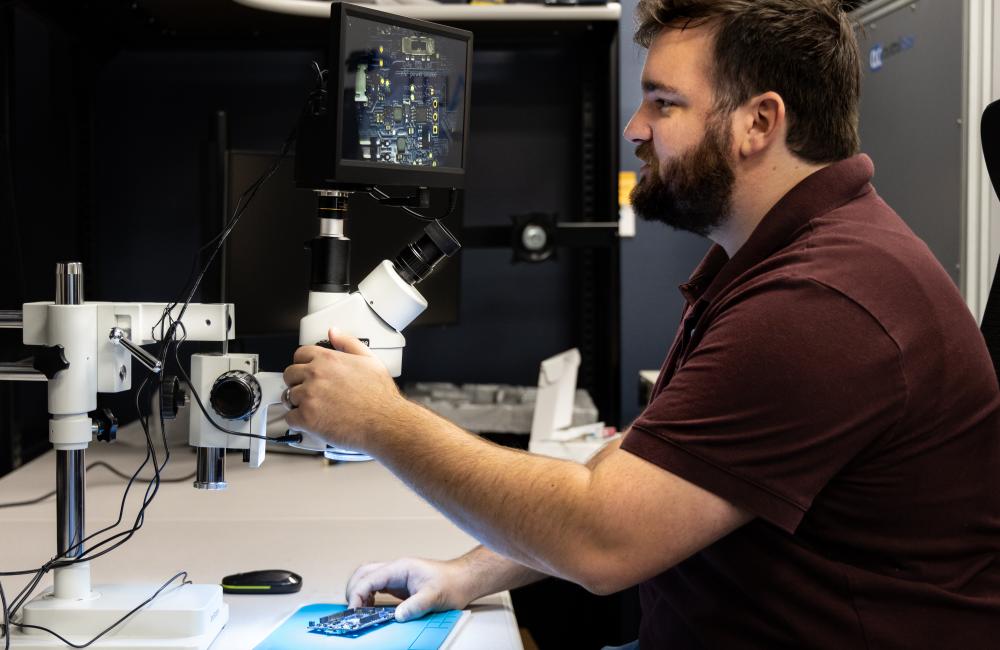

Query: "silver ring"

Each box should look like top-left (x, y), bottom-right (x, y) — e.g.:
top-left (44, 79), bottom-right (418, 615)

top-left (281, 387), bottom-right (295, 410)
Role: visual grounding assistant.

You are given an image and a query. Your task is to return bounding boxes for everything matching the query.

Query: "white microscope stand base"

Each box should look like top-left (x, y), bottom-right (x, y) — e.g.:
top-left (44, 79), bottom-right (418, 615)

top-left (10, 583), bottom-right (228, 649)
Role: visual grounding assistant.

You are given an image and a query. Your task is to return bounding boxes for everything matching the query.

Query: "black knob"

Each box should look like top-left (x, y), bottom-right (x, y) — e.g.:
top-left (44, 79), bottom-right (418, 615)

top-left (32, 345), bottom-right (70, 379)
top-left (209, 370), bottom-right (261, 421)
top-left (160, 375), bottom-right (187, 420)
top-left (89, 408), bottom-right (118, 443)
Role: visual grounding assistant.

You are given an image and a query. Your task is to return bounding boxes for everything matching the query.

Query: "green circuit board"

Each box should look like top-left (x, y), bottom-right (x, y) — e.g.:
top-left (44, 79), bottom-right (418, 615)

top-left (342, 16), bottom-right (466, 169)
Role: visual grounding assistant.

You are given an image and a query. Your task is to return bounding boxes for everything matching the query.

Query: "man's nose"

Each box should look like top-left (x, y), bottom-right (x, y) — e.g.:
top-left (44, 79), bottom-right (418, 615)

top-left (623, 109), bottom-right (650, 145)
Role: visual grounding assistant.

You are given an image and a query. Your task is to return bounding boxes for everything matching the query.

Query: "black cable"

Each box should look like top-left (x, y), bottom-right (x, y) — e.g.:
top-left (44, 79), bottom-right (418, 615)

top-left (11, 572), bottom-right (191, 649)
top-left (1, 571), bottom-right (8, 650)
top-left (88, 460), bottom-right (195, 485)
top-left (0, 489), bottom-right (53, 509)
top-left (152, 121), bottom-right (298, 364)
top-left (0, 461), bottom-right (196, 510)
top-left (70, 376), bottom-right (168, 563)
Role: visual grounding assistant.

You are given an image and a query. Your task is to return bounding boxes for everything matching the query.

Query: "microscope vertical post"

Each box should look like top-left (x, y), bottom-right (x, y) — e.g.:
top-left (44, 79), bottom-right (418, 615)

top-left (43, 262), bottom-right (97, 601)
top-left (55, 263), bottom-right (85, 562)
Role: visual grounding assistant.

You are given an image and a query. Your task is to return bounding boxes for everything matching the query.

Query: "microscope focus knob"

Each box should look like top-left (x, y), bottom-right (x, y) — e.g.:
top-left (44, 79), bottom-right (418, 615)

top-left (209, 370), bottom-right (262, 421)
top-left (160, 375), bottom-right (187, 420)
top-left (32, 345), bottom-right (70, 379)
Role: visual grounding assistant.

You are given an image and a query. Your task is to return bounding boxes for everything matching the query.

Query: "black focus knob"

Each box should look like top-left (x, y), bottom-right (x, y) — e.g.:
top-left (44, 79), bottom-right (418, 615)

top-left (160, 375), bottom-right (187, 420)
top-left (209, 370), bottom-right (261, 421)
top-left (32, 345), bottom-right (70, 379)
top-left (89, 408), bottom-right (118, 443)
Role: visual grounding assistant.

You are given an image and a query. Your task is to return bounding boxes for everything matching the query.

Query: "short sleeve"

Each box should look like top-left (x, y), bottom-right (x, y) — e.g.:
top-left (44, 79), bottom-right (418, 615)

top-left (622, 277), bottom-right (907, 533)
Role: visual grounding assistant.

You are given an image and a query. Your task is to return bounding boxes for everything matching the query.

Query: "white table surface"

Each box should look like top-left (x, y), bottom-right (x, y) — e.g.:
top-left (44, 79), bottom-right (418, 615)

top-left (0, 435), bottom-right (522, 649)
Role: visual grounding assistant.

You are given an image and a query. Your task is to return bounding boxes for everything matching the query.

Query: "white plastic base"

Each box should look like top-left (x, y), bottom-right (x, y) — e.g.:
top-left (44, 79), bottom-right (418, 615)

top-left (10, 583), bottom-right (228, 649)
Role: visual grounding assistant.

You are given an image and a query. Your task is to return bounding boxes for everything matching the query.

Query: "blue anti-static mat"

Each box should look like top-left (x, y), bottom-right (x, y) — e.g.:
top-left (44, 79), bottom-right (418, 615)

top-left (254, 604), bottom-right (467, 650)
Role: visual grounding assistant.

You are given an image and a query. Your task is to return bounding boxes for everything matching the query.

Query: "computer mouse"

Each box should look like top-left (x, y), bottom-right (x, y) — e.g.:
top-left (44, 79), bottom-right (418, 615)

top-left (221, 569), bottom-right (303, 595)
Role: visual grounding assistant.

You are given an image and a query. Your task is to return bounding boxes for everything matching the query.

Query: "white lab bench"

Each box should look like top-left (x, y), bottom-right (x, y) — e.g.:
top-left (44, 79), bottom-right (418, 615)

top-left (0, 437), bottom-right (522, 649)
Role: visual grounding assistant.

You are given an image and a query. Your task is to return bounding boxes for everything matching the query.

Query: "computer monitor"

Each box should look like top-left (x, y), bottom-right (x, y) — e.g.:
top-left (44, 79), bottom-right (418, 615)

top-left (295, 2), bottom-right (473, 190)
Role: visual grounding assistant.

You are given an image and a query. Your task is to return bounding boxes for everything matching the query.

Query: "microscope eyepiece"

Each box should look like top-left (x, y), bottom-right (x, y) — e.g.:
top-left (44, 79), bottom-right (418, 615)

top-left (393, 221), bottom-right (461, 285)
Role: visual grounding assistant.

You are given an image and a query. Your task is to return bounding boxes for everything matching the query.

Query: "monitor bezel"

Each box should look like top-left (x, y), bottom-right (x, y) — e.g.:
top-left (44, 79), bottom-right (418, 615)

top-left (329, 2), bottom-right (472, 189)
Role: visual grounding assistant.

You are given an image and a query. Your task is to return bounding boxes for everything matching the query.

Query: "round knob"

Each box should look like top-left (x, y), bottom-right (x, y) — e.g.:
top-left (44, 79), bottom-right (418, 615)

top-left (521, 224), bottom-right (549, 252)
top-left (160, 375), bottom-right (188, 420)
top-left (209, 370), bottom-right (261, 421)
top-left (89, 407), bottom-right (118, 443)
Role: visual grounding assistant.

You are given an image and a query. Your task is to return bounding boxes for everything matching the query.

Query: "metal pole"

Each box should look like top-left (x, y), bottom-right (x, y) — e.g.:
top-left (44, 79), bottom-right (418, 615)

top-left (54, 262), bottom-right (85, 560)
top-left (56, 449), bottom-right (85, 558)
top-left (194, 446), bottom-right (227, 490)
top-left (0, 309), bottom-right (22, 328)
top-left (0, 362), bottom-right (46, 381)
top-left (55, 261), bottom-right (84, 306)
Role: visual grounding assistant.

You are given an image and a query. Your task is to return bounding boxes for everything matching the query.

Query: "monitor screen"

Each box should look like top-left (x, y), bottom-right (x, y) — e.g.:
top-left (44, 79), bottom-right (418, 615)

top-left (340, 13), bottom-right (467, 171)
top-left (294, 3), bottom-right (472, 190)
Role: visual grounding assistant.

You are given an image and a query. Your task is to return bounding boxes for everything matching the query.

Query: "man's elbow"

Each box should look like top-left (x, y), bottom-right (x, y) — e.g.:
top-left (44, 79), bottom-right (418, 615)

top-left (574, 563), bottom-right (646, 596)
top-left (579, 573), bottom-right (633, 596)
top-left (565, 548), bottom-right (672, 596)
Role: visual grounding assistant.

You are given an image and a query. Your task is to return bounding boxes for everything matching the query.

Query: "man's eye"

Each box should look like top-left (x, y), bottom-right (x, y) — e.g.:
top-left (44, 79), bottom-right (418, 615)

top-left (654, 99), bottom-right (675, 112)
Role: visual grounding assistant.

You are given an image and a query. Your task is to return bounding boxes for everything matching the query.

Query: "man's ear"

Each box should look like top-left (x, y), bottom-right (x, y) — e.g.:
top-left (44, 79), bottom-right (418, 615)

top-left (737, 91), bottom-right (786, 159)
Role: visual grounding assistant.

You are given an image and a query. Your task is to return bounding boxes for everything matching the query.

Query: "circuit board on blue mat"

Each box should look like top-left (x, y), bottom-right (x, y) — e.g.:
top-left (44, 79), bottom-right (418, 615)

top-left (254, 603), bottom-right (467, 650)
top-left (308, 606), bottom-right (397, 637)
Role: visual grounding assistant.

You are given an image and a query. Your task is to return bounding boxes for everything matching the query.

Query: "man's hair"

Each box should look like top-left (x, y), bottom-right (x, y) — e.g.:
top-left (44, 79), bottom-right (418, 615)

top-left (634, 0), bottom-right (861, 164)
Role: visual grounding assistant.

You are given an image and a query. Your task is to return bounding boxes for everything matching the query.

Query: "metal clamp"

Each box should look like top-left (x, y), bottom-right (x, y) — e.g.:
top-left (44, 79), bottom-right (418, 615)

top-left (108, 327), bottom-right (162, 374)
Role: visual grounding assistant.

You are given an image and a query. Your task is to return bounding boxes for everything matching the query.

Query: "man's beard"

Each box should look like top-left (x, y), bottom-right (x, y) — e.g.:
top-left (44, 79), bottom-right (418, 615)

top-left (630, 117), bottom-right (735, 237)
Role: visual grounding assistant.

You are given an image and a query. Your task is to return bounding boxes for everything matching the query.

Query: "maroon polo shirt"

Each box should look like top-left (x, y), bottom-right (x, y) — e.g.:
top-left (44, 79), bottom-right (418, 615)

top-left (622, 155), bottom-right (1000, 648)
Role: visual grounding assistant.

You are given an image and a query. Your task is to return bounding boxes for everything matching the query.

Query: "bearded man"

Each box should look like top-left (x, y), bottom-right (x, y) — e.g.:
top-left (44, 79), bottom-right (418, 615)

top-left (281, 1), bottom-right (1000, 646)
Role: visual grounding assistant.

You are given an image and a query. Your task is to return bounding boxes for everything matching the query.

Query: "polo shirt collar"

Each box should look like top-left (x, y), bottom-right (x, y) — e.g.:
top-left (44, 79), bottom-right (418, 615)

top-left (678, 154), bottom-right (875, 307)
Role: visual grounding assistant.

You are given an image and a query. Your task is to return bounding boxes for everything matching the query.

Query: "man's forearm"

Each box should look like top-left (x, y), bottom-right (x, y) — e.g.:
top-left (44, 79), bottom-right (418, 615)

top-left (459, 545), bottom-right (548, 600)
top-left (369, 401), bottom-right (615, 582)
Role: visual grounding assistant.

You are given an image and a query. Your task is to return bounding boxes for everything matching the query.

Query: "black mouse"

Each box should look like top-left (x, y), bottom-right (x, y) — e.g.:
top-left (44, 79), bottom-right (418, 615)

top-left (221, 569), bottom-right (302, 595)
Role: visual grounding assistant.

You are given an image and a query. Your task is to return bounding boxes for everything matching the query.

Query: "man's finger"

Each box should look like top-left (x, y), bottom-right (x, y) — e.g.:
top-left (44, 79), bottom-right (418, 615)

top-left (292, 345), bottom-right (323, 364)
top-left (345, 562), bottom-right (384, 605)
top-left (329, 328), bottom-right (373, 357)
top-left (347, 563), bottom-right (412, 607)
top-left (346, 567), bottom-right (386, 606)
top-left (346, 575), bottom-right (383, 609)
top-left (282, 364), bottom-right (308, 388)
top-left (395, 589), bottom-right (438, 623)
top-left (284, 406), bottom-right (303, 430)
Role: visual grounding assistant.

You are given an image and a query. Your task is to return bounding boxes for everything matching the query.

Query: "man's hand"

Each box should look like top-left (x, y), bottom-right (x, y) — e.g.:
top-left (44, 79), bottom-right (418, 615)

top-left (282, 328), bottom-right (408, 452)
top-left (346, 557), bottom-right (477, 622)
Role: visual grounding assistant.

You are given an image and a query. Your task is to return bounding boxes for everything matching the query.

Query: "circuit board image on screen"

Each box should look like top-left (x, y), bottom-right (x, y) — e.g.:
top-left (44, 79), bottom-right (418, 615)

top-left (341, 14), bottom-right (467, 170)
